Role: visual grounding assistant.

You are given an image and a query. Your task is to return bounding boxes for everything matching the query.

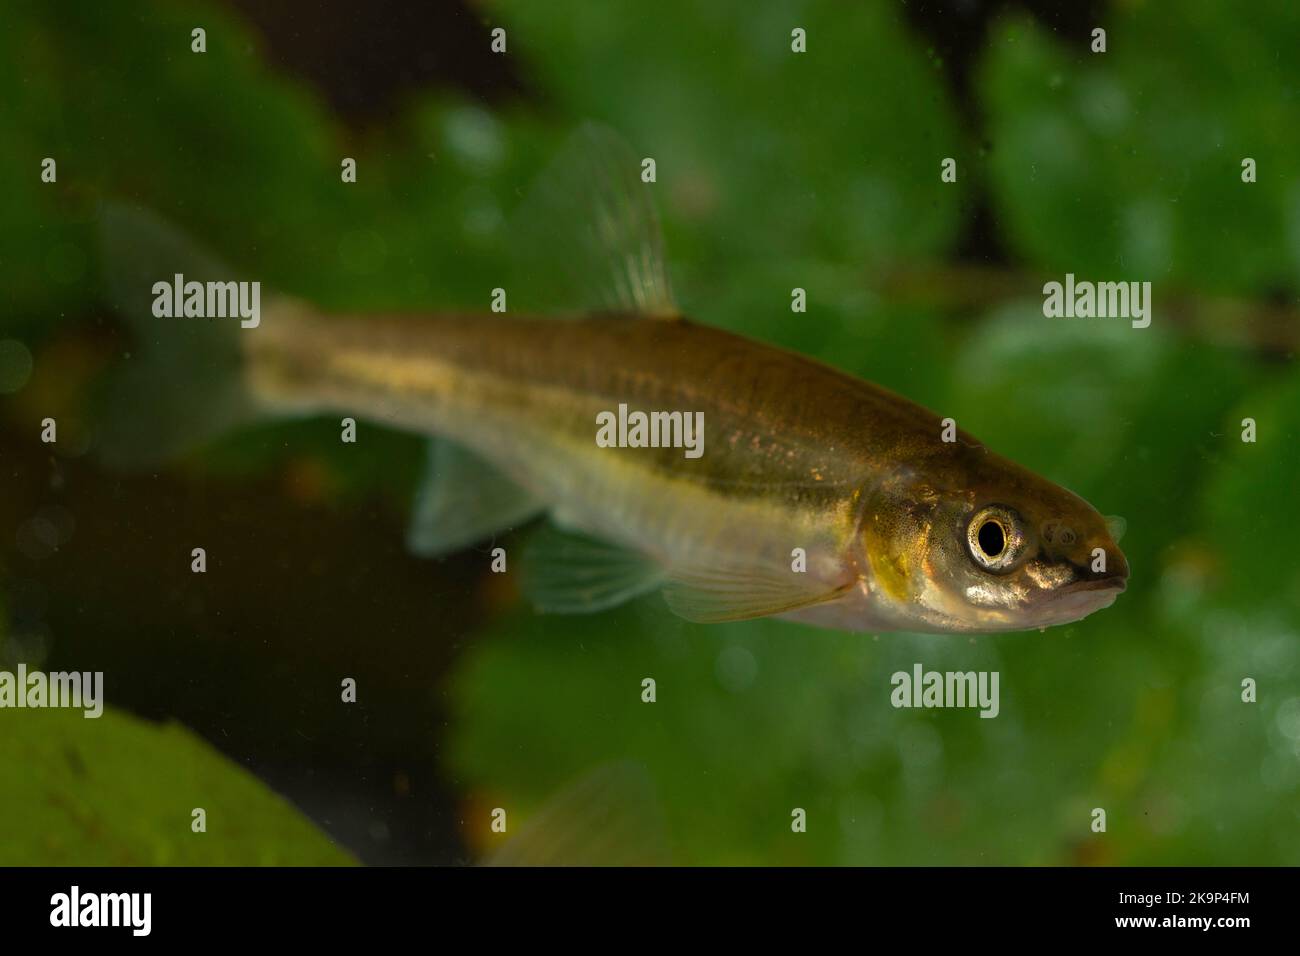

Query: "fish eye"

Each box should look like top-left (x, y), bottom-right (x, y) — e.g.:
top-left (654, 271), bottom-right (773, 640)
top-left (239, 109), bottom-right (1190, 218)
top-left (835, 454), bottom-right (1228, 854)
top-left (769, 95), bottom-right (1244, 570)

top-left (978, 520), bottom-right (1005, 557)
top-left (967, 505), bottom-right (1026, 572)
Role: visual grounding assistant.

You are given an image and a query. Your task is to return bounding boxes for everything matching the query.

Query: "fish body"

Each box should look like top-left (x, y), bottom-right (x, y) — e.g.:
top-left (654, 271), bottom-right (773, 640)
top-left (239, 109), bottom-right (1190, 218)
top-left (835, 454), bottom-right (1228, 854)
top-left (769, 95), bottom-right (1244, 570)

top-left (244, 306), bottom-right (1127, 633)
top-left (97, 125), bottom-right (1128, 633)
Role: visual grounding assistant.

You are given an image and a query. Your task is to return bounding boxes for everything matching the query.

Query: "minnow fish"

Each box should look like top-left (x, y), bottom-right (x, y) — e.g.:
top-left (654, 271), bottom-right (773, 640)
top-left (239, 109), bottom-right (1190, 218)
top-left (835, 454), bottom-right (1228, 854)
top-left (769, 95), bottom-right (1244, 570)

top-left (97, 126), bottom-right (1127, 634)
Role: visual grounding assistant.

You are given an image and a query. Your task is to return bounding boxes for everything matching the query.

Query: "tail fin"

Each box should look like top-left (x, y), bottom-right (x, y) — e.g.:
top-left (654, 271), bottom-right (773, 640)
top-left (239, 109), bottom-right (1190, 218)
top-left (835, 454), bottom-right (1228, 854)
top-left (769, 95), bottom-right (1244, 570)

top-left (95, 203), bottom-right (261, 469)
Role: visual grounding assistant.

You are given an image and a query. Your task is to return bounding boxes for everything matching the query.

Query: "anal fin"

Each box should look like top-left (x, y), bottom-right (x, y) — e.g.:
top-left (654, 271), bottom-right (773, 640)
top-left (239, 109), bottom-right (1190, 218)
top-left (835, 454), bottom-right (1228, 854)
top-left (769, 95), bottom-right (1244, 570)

top-left (662, 564), bottom-right (854, 624)
top-left (521, 524), bottom-right (854, 624)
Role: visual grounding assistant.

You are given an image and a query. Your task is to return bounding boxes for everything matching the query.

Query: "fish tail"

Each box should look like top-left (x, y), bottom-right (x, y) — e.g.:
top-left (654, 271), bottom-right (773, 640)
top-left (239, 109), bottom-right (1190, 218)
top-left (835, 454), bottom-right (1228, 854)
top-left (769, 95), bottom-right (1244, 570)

top-left (94, 202), bottom-right (266, 469)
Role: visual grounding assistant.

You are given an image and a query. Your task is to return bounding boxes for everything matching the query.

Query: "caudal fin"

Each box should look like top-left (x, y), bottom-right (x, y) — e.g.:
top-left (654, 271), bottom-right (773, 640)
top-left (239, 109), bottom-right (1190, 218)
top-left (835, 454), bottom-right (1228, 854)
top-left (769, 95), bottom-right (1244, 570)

top-left (95, 203), bottom-right (261, 469)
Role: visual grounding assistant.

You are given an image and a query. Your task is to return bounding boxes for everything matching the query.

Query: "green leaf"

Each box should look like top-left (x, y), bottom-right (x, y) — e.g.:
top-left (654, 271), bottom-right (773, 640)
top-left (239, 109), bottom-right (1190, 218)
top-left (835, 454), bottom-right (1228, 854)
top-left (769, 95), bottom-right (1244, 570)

top-left (1202, 374), bottom-right (1300, 614)
top-left (0, 703), bottom-right (354, 865)
top-left (485, 0), bottom-right (966, 276)
top-left (979, 2), bottom-right (1300, 293)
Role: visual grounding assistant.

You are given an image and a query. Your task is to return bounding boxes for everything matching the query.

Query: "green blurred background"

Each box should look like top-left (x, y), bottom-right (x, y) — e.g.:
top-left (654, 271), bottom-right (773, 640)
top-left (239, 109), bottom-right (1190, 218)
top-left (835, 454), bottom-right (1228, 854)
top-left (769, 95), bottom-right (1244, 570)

top-left (1, 0), bottom-right (1298, 865)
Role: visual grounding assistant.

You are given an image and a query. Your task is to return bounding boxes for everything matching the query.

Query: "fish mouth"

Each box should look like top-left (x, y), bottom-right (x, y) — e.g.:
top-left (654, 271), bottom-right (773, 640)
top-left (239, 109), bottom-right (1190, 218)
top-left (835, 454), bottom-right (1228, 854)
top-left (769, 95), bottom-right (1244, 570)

top-left (1019, 572), bottom-right (1127, 629)
top-left (1066, 574), bottom-right (1127, 594)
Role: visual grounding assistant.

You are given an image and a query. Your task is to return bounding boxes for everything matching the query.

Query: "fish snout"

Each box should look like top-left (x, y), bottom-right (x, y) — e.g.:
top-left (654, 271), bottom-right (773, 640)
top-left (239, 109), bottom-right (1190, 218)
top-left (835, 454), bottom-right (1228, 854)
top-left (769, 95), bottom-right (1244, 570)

top-left (1077, 540), bottom-right (1128, 592)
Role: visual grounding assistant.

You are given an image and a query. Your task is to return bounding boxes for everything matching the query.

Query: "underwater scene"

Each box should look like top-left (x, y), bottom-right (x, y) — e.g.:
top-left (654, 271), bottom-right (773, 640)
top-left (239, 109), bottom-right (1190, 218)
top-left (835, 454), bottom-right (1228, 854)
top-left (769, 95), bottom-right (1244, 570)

top-left (1, 0), bottom-right (1298, 870)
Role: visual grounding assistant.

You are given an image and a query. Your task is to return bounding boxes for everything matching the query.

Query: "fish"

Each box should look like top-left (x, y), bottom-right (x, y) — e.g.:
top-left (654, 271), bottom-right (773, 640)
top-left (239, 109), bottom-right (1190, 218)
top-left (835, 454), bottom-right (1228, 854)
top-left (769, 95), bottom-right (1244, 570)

top-left (96, 124), bottom-right (1128, 634)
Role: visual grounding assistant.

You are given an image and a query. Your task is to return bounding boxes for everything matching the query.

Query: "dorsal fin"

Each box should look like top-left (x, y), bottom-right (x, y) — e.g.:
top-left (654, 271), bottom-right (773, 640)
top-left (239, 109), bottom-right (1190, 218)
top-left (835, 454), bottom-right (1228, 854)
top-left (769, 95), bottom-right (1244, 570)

top-left (507, 122), bottom-right (680, 319)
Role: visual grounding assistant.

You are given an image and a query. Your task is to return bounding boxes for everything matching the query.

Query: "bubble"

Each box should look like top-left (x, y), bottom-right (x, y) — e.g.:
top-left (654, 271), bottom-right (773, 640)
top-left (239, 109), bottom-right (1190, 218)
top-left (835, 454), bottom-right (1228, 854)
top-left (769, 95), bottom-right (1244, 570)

top-left (714, 644), bottom-right (758, 693)
top-left (461, 185), bottom-right (503, 237)
top-left (1, 625), bottom-right (51, 669)
top-left (38, 505), bottom-right (75, 544)
top-left (1121, 198), bottom-right (1174, 277)
top-left (1276, 697), bottom-right (1300, 742)
top-left (443, 106), bottom-right (504, 168)
top-left (0, 339), bottom-right (34, 394)
top-left (15, 516), bottom-right (59, 560)
top-left (13, 506), bottom-right (74, 561)
top-left (1260, 749), bottom-right (1298, 792)
top-left (1077, 75), bottom-right (1130, 134)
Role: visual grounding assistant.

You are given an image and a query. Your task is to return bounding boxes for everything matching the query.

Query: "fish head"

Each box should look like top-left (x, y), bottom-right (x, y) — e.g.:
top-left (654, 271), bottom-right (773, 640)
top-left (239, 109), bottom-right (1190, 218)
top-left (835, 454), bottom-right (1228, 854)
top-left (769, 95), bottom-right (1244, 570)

top-left (865, 460), bottom-right (1128, 633)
